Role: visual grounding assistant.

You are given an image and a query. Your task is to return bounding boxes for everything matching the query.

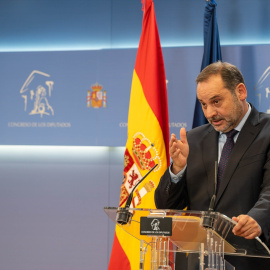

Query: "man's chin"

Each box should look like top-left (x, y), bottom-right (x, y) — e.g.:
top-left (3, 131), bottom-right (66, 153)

top-left (209, 119), bottom-right (230, 132)
top-left (211, 124), bottom-right (227, 133)
top-left (212, 126), bottom-right (222, 132)
top-left (212, 124), bottom-right (233, 133)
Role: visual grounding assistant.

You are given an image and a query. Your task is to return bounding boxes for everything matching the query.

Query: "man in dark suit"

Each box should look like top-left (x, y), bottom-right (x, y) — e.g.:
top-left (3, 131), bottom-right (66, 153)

top-left (155, 62), bottom-right (270, 269)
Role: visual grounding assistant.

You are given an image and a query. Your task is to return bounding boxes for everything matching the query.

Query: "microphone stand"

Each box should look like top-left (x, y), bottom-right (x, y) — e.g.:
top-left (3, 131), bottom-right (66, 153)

top-left (202, 161), bottom-right (217, 228)
top-left (116, 164), bottom-right (158, 225)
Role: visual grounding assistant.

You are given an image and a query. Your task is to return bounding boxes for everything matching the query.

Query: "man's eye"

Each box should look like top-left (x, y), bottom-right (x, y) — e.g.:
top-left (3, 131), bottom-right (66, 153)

top-left (214, 100), bottom-right (219, 104)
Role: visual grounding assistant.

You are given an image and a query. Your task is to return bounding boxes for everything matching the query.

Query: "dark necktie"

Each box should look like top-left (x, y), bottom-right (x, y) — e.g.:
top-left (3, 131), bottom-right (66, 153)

top-left (217, 129), bottom-right (238, 191)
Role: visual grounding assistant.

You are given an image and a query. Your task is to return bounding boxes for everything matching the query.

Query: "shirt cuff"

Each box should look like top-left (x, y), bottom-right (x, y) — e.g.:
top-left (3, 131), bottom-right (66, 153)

top-left (169, 163), bottom-right (187, 183)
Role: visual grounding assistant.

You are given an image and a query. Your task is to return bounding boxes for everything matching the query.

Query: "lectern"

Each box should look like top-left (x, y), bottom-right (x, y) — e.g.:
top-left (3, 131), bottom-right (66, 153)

top-left (105, 207), bottom-right (270, 270)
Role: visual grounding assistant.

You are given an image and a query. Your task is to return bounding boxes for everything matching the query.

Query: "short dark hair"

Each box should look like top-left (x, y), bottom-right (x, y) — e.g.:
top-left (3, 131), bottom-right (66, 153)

top-left (196, 61), bottom-right (245, 93)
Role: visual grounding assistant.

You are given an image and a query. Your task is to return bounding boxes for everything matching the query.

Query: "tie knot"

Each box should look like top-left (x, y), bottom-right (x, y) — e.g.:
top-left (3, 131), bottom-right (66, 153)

top-left (225, 129), bottom-right (238, 139)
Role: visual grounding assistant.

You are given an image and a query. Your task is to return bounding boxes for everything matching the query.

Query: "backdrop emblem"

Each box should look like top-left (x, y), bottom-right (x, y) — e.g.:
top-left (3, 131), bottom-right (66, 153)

top-left (20, 70), bottom-right (54, 117)
top-left (87, 82), bottom-right (107, 108)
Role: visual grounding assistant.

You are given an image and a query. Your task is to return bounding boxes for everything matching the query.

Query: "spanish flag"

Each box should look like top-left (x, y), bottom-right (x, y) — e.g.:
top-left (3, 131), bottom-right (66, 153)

top-left (108, 0), bottom-right (170, 269)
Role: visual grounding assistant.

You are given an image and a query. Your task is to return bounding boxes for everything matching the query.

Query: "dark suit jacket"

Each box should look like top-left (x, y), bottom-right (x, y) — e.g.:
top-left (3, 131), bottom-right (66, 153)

top-left (155, 105), bottom-right (270, 269)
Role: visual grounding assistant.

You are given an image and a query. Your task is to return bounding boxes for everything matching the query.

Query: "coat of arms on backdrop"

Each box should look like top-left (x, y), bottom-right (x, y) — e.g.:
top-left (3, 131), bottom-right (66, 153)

top-left (87, 82), bottom-right (107, 108)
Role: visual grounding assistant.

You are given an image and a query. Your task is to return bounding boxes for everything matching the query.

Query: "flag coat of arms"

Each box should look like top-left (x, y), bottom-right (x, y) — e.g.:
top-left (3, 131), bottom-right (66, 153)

top-left (108, 0), bottom-right (170, 269)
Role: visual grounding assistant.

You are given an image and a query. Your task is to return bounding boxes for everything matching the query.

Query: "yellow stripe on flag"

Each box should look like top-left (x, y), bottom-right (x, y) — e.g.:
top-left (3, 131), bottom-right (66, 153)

top-left (125, 70), bottom-right (167, 208)
top-left (109, 1), bottom-right (169, 269)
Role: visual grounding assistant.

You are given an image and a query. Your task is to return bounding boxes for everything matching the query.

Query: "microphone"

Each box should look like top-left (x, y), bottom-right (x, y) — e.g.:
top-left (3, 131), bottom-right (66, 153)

top-left (116, 163), bottom-right (158, 225)
top-left (209, 161), bottom-right (217, 211)
top-left (202, 161), bottom-right (217, 228)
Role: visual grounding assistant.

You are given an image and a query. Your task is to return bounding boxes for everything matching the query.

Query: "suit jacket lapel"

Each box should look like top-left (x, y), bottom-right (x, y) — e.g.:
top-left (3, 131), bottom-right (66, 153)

top-left (202, 126), bottom-right (219, 199)
top-left (215, 106), bottom-right (261, 205)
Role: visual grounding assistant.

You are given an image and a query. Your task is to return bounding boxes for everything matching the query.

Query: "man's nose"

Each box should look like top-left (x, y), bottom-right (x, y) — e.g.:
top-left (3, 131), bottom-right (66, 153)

top-left (204, 106), bottom-right (217, 119)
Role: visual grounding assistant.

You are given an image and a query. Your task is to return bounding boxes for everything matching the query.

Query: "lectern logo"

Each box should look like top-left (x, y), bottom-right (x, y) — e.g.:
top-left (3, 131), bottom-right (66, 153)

top-left (254, 66), bottom-right (270, 114)
top-left (151, 219), bottom-right (160, 231)
top-left (20, 70), bottom-right (54, 117)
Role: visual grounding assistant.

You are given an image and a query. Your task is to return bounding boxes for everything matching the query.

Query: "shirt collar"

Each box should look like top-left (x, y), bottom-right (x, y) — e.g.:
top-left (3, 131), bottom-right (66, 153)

top-left (234, 103), bottom-right (251, 132)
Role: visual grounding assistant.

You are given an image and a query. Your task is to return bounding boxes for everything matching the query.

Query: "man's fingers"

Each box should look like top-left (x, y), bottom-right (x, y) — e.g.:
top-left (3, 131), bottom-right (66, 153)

top-left (232, 215), bottom-right (248, 233)
top-left (170, 128), bottom-right (188, 147)
top-left (232, 215), bottom-right (261, 239)
top-left (170, 148), bottom-right (181, 158)
top-left (180, 127), bottom-right (187, 144)
top-left (235, 226), bottom-right (260, 239)
top-left (169, 133), bottom-right (178, 147)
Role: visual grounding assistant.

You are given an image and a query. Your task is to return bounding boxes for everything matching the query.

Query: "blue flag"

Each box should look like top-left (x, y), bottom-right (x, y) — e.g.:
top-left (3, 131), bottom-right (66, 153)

top-left (192, 0), bottom-right (222, 128)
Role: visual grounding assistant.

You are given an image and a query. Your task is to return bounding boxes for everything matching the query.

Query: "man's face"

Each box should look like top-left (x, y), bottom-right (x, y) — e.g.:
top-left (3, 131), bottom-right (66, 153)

top-left (197, 74), bottom-right (246, 133)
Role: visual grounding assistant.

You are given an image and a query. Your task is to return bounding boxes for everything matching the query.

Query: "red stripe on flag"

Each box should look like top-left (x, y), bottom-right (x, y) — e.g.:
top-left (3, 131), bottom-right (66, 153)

top-left (109, 1), bottom-right (170, 269)
top-left (135, 0), bottom-right (170, 164)
top-left (108, 233), bottom-right (131, 270)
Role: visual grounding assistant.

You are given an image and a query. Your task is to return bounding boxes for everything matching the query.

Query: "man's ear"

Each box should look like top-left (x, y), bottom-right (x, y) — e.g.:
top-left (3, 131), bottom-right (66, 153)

top-left (235, 83), bottom-right (247, 101)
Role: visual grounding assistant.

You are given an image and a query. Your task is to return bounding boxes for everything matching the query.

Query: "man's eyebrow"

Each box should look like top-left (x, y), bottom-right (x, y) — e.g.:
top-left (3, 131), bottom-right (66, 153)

top-left (209, 95), bottom-right (222, 100)
top-left (198, 95), bottom-right (222, 102)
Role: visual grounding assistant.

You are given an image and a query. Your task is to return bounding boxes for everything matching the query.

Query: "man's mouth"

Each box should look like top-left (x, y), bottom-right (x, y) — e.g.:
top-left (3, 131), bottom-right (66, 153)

top-left (210, 118), bottom-right (223, 126)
